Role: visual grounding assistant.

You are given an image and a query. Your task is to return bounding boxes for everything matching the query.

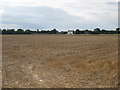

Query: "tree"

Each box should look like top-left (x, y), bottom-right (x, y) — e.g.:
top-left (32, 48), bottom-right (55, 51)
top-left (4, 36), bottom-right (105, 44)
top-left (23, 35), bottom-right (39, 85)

top-left (116, 28), bottom-right (120, 34)
top-left (94, 28), bottom-right (100, 32)
top-left (94, 28), bottom-right (101, 34)
top-left (16, 29), bottom-right (24, 34)
top-left (2, 29), bottom-right (7, 34)
top-left (101, 29), bottom-right (106, 34)
top-left (25, 29), bottom-right (31, 34)
top-left (84, 29), bottom-right (90, 34)
top-left (49, 28), bottom-right (58, 34)
top-left (75, 29), bottom-right (80, 34)
top-left (6, 29), bottom-right (15, 34)
top-left (37, 29), bottom-right (40, 33)
top-left (0, 29), bottom-right (1, 34)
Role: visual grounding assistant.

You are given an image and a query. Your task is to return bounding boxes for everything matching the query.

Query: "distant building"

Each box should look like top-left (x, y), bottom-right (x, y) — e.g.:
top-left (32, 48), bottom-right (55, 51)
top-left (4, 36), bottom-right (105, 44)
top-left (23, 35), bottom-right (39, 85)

top-left (67, 30), bottom-right (74, 34)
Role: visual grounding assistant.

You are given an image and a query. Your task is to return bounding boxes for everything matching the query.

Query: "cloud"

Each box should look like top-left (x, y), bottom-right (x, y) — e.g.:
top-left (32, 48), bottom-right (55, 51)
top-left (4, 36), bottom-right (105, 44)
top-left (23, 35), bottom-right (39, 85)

top-left (2, 6), bottom-right (86, 30)
top-left (0, 0), bottom-right (118, 30)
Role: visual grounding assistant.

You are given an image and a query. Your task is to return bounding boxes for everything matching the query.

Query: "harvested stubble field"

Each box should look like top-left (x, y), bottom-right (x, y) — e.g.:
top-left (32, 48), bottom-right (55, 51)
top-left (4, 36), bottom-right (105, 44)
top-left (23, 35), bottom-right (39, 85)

top-left (2, 34), bottom-right (118, 88)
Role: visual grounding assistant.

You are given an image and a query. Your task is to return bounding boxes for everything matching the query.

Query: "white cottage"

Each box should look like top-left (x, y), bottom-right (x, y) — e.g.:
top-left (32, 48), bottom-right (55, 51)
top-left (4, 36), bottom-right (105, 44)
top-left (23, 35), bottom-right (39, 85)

top-left (67, 30), bottom-right (74, 34)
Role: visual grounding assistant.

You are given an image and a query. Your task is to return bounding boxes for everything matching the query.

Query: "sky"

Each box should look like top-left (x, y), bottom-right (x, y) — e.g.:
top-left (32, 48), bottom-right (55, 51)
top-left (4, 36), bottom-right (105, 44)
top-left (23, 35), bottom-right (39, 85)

top-left (0, 0), bottom-right (119, 31)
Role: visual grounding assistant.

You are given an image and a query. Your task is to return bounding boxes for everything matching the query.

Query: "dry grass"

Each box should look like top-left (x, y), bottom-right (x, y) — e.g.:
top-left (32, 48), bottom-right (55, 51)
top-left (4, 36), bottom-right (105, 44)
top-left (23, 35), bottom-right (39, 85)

top-left (2, 34), bottom-right (118, 88)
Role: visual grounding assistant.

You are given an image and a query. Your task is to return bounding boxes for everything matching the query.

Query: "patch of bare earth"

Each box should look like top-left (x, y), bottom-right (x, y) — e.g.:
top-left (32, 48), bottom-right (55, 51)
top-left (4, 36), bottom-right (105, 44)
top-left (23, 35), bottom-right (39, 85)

top-left (2, 35), bottom-right (118, 88)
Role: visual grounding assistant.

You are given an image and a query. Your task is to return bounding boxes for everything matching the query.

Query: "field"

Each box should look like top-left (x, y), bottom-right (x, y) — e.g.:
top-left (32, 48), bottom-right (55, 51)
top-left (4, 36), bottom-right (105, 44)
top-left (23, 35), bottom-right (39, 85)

top-left (2, 34), bottom-right (118, 88)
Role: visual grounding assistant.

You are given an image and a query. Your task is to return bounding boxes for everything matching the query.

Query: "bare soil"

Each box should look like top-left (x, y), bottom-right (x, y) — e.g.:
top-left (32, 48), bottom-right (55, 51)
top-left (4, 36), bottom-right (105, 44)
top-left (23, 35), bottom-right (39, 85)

top-left (2, 34), bottom-right (118, 88)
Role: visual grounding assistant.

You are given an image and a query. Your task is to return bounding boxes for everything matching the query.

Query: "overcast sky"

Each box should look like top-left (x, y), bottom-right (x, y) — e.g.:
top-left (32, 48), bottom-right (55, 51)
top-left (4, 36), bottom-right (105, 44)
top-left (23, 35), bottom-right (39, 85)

top-left (0, 0), bottom-right (119, 31)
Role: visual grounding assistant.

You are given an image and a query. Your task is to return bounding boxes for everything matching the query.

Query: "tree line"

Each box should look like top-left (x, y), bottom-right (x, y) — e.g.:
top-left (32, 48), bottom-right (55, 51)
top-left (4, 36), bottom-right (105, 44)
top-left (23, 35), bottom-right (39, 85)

top-left (0, 28), bottom-right (120, 34)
